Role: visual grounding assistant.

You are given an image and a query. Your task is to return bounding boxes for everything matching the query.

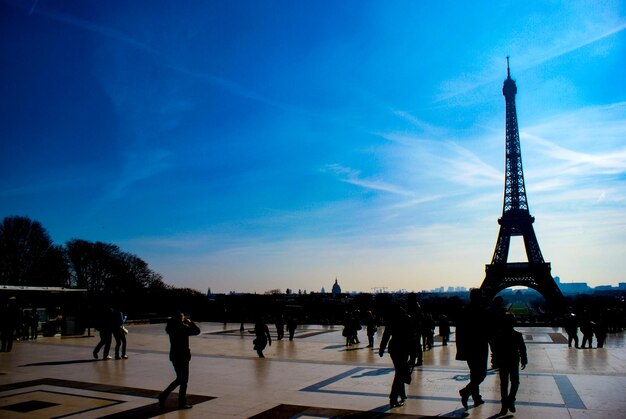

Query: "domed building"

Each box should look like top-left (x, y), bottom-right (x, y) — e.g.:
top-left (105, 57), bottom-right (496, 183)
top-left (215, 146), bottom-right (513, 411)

top-left (331, 278), bottom-right (341, 295)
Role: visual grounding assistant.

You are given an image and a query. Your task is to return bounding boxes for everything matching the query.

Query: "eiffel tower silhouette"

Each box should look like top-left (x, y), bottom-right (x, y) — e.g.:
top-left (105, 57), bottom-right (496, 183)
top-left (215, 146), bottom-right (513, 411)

top-left (480, 58), bottom-right (564, 306)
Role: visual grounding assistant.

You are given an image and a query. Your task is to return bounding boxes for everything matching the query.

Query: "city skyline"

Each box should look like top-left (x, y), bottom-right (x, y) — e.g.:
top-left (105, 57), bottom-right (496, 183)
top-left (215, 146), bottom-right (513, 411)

top-left (1, 1), bottom-right (625, 293)
top-left (255, 276), bottom-right (625, 296)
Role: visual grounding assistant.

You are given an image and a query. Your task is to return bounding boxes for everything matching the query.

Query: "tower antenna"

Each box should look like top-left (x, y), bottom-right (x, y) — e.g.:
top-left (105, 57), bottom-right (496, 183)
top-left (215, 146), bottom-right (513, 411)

top-left (506, 56), bottom-right (510, 78)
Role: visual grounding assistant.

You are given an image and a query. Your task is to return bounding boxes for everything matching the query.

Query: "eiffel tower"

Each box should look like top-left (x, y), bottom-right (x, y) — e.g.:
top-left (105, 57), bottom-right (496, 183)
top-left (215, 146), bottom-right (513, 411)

top-left (480, 58), bottom-right (563, 306)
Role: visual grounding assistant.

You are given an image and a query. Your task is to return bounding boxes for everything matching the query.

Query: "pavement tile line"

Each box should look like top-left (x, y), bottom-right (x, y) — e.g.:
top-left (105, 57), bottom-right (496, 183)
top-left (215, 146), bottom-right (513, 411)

top-left (301, 366), bottom-right (587, 411)
top-left (0, 378), bottom-right (213, 418)
top-left (248, 403), bottom-right (443, 418)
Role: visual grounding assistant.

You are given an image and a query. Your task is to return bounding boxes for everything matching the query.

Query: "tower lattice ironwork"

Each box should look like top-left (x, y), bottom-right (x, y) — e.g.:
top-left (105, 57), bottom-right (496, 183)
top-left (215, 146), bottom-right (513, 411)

top-left (480, 58), bottom-right (563, 305)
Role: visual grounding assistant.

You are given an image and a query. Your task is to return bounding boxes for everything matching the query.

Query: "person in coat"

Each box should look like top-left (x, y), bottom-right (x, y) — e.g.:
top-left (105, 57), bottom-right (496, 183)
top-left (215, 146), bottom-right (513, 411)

top-left (93, 307), bottom-right (114, 360)
top-left (250, 319), bottom-right (272, 358)
top-left (564, 312), bottom-right (579, 348)
top-left (379, 305), bottom-right (414, 408)
top-left (365, 311), bottom-right (377, 348)
top-left (493, 313), bottom-right (527, 416)
top-left (456, 289), bottom-right (490, 410)
top-left (158, 312), bottom-right (200, 410)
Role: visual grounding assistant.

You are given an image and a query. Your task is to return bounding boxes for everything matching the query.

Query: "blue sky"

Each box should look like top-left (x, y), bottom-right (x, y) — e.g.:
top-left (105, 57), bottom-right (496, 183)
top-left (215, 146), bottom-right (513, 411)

top-left (1, 1), bottom-right (625, 293)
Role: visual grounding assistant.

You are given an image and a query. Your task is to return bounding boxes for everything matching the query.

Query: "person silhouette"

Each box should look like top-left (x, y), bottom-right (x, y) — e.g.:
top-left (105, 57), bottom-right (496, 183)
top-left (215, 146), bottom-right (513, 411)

top-left (564, 312), bottom-right (579, 348)
top-left (379, 305), bottom-right (414, 408)
top-left (0, 297), bottom-right (20, 352)
top-left (456, 289), bottom-right (490, 410)
top-left (488, 296), bottom-right (508, 368)
top-left (30, 306), bottom-right (39, 340)
top-left (342, 312), bottom-right (354, 346)
top-left (595, 313), bottom-right (607, 348)
top-left (365, 310), bottom-right (377, 348)
top-left (112, 308), bottom-right (128, 359)
top-left (158, 312), bottom-right (200, 410)
top-left (286, 316), bottom-right (297, 341)
top-left (580, 318), bottom-right (595, 349)
top-left (250, 319), bottom-right (272, 358)
top-left (275, 314), bottom-right (285, 341)
top-left (493, 313), bottom-right (527, 416)
top-left (406, 296), bottom-right (423, 368)
top-left (93, 307), bottom-right (114, 360)
top-left (439, 314), bottom-right (450, 346)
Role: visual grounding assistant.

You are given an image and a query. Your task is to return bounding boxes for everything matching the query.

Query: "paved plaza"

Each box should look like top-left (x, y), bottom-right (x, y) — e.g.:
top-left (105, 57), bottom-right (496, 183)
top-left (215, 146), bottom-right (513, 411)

top-left (0, 322), bottom-right (625, 418)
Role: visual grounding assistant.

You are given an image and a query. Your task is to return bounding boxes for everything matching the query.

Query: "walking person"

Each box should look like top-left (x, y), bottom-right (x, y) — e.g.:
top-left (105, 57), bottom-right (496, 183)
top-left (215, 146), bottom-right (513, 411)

top-left (456, 289), bottom-right (490, 410)
top-left (250, 319), bottom-right (272, 358)
top-left (350, 310), bottom-right (362, 344)
top-left (439, 315), bottom-right (450, 346)
top-left (93, 307), bottom-right (114, 360)
top-left (275, 314), bottom-right (285, 341)
top-left (564, 312), bottom-right (579, 348)
top-left (30, 307), bottom-right (39, 340)
top-left (406, 295), bottom-right (423, 368)
top-left (422, 313), bottom-right (434, 351)
top-left (580, 318), bottom-right (595, 349)
top-left (488, 296), bottom-right (508, 368)
top-left (342, 312), bottom-right (354, 346)
top-left (493, 314), bottom-right (527, 416)
top-left (22, 310), bottom-right (32, 340)
top-left (595, 313), bottom-right (607, 349)
top-left (365, 310), bottom-right (377, 348)
top-left (113, 308), bottom-right (128, 359)
top-left (286, 316), bottom-right (297, 341)
top-left (379, 305), bottom-right (414, 409)
top-left (0, 297), bottom-right (20, 352)
top-left (158, 312), bottom-right (201, 410)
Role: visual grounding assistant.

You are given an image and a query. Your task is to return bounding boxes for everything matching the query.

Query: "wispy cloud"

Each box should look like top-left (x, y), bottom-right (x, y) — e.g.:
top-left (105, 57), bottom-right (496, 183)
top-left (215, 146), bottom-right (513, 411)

top-left (519, 102), bottom-right (626, 192)
top-left (28, 3), bottom-right (309, 117)
top-left (385, 195), bottom-right (444, 210)
top-left (106, 148), bottom-right (173, 200)
top-left (524, 132), bottom-right (626, 175)
top-left (0, 176), bottom-right (96, 198)
top-left (323, 164), bottom-right (415, 197)
top-left (28, 0), bottom-right (38, 15)
top-left (123, 231), bottom-right (245, 254)
top-left (526, 101), bottom-right (626, 146)
top-left (392, 110), bottom-right (448, 136)
top-left (33, 7), bottom-right (158, 54)
top-left (443, 141), bottom-right (502, 186)
top-left (437, 20), bottom-right (626, 102)
top-left (534, 20), bottom-right (626, 65)
top-left (379, 131), bottom-right (501, 187)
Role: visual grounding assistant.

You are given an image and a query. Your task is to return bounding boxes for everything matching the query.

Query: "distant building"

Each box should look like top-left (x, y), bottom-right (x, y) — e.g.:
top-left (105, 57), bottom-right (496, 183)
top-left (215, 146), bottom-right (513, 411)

top-left (559, 283), bottom-right (591, 294)
top-left (331, 278), bottom-right (341, 295)
top-left (320, 287), bottom-right (326, 294)
top-left (554, 276), bottom-right (591, 294)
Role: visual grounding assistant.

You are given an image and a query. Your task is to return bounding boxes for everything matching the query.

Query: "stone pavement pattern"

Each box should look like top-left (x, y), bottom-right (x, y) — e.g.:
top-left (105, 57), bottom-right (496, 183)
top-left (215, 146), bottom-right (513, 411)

top-left (0, 323), bottom-right (625, 418)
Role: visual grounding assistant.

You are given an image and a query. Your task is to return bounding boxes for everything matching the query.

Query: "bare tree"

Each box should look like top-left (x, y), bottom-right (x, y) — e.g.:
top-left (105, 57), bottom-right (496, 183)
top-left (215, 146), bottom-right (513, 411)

top-left (66, 239), bottom-right (122, 292)
top-left (66, 238), bottom-right (165, 295)
top-left (0, 216), bottom-right (67, 286)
